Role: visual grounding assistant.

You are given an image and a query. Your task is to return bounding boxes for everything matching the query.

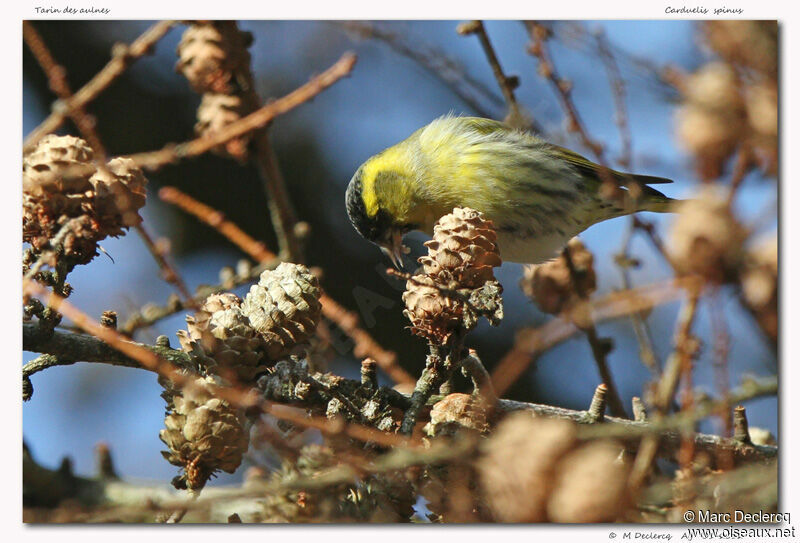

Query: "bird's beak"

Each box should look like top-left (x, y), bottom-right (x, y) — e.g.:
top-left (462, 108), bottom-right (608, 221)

top-left (379, 229), bottom-right (409, 269)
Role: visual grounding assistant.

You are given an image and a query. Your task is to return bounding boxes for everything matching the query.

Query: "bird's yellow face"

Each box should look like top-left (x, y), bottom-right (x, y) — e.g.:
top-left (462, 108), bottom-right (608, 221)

top-left (345, 152), bottom-right (419, 268)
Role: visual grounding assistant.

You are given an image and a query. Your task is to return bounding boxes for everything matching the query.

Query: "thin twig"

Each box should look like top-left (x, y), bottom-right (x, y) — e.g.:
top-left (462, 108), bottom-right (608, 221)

top-left (252, 132), bottom-right (301, 261)
top-left (24, 21), bottom-right (176, 154)
top-left (595, 27), bottom-right (632, 168)
top-left (629, 287), bottom-right (701, 492)
top-left (614, 217), bottom-right (662, 375)
top-left (562, 244), bottom-right (626, 417)
top-left (134, 224), bottom-right (195, 306)
top-left (457, 20), bottom-right (528, 128)
top-left (709, 288), bottom-right (733, 437)
top-left (727, 145), bottom-right (753, 206)
top-left (125, 52), bottom-right (358, 171)
top-left (337, 21), bottom-right (506, 122)
top-left (23, 21), bottom-right (108, 158)
top-left (526, 24), bottom-right (605, 159)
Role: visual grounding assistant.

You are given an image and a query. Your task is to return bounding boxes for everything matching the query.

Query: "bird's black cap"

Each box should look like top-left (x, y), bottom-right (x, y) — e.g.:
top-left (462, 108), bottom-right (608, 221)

top-left (346, 170), bottom-right (391, 243)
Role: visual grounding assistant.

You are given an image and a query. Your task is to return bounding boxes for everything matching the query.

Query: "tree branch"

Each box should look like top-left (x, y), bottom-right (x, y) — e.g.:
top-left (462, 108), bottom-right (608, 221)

top-left (125, 52), bottom-right (357, 171)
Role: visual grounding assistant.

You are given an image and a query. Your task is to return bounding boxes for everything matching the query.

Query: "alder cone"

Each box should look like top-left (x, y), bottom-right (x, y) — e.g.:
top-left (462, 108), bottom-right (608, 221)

top-left (23, 136), bottom-right (148, 265)
top-left (403, 208), bottom-right (503, 344)
top-left (418, 206), bottom-right (502, 288)
top-left (176, 22), bottom-right (252, 94)
top-left (194, 93), bottom-right (252, 161)
top-left (177, 293), bottom-right (269, 384)
top-left (520, 237), bottom-right (596, 316)
top-left (23, 134), bottom-right (95, 195)
top-left (89, 157), bottom-right (147, 234)
top-left (546, 440), bottom-right (631, 522)
top-left (478, 412), bottom-right (577, 522)
top-left (241, 263), bottom-right (323, 361)
top-left (159, 375), bottom-right (250, 491)
top-left (668, 185), bottom-right (748, 284)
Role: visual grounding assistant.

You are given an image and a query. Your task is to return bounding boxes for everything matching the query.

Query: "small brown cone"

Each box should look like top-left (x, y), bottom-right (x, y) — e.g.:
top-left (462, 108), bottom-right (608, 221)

top-left (520, 237), bottom-right (596, 316)
top-left (477, 412), bottom-right (577, 522)
top-left (177, 293), bottom-right (269, 384)
top-left (176, 22), bottom-right (252, 94)
top-left (668, 185), bottom-right (748, 284)
top-left (403, 207), bottom-right (503, 344)
top-left (23, 136), bottom-right (148, 265)
top-left (195, 93), bottom-right (252, 161)
top-left (740, 235), bottom-right (777, 343)
top-left (425, 393), bottom-right (490, 437)
top-left (241, 263), bottom-right (323, 361)
top-left (546, 440), bottom-right (631, 522)
top-left (159, 375), bottom-right (250, 491)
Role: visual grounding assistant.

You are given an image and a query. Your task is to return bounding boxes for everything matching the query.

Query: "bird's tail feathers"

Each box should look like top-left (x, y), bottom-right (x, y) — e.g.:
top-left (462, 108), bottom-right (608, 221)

top-left (637, 183), bottom-right (681, 213)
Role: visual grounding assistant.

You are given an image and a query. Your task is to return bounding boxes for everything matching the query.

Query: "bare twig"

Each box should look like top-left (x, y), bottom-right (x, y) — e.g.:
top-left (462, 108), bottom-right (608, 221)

top-left (24, 21), bottom-right (176, 154)
top-left (727, 145), bottom-right (754, 205)
top-left (614, 217), bottom-right (662, 376)
top-left (125, 52), bottom-right (358, 171)
top-left (654, 288), bottom-right (701, 412)
top-left (457, 20), bottom-right (528, 128)
top-left (134, 224), bottom-right (195, 306)
top-left (629, 287), bottom-right (701, 491)
top-left (251, 132), bottom-right (301, 261)
top-left (562, 244), bottom-right (626, 417)
top-left (526, 24), bottom-right (606, 159)
top-left (709, 288), bottom-right (733, 436)
top-left (23, 21), bottom-right (108, 158)
top-left (595, 27), bottom-right (632, 168)
top-left (159, 186), bottom-right (274, 260)
top-left (338, 21), bottom-right (505, 121)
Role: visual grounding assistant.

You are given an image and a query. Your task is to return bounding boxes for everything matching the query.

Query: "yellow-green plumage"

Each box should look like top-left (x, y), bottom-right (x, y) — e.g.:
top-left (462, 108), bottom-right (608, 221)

top-left (346, 115), bottom-right (675, 264)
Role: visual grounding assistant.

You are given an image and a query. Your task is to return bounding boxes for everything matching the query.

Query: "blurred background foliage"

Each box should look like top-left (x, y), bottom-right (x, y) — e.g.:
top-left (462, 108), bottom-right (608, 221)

top-left (22, 20), bottom-right (777, 484)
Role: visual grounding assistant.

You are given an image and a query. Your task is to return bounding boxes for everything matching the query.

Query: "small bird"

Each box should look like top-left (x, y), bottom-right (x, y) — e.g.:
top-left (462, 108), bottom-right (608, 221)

top-left (345, 115), bottom-right (676, 267)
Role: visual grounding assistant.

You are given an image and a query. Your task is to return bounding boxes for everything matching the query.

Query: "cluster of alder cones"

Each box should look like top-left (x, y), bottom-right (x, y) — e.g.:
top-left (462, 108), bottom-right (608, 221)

top-left (160, 263), bottom-right (323, 491)
top-left (176, 21), bottom-right (256, 161)
top-left (23, 134), bottom-right (147, 266)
